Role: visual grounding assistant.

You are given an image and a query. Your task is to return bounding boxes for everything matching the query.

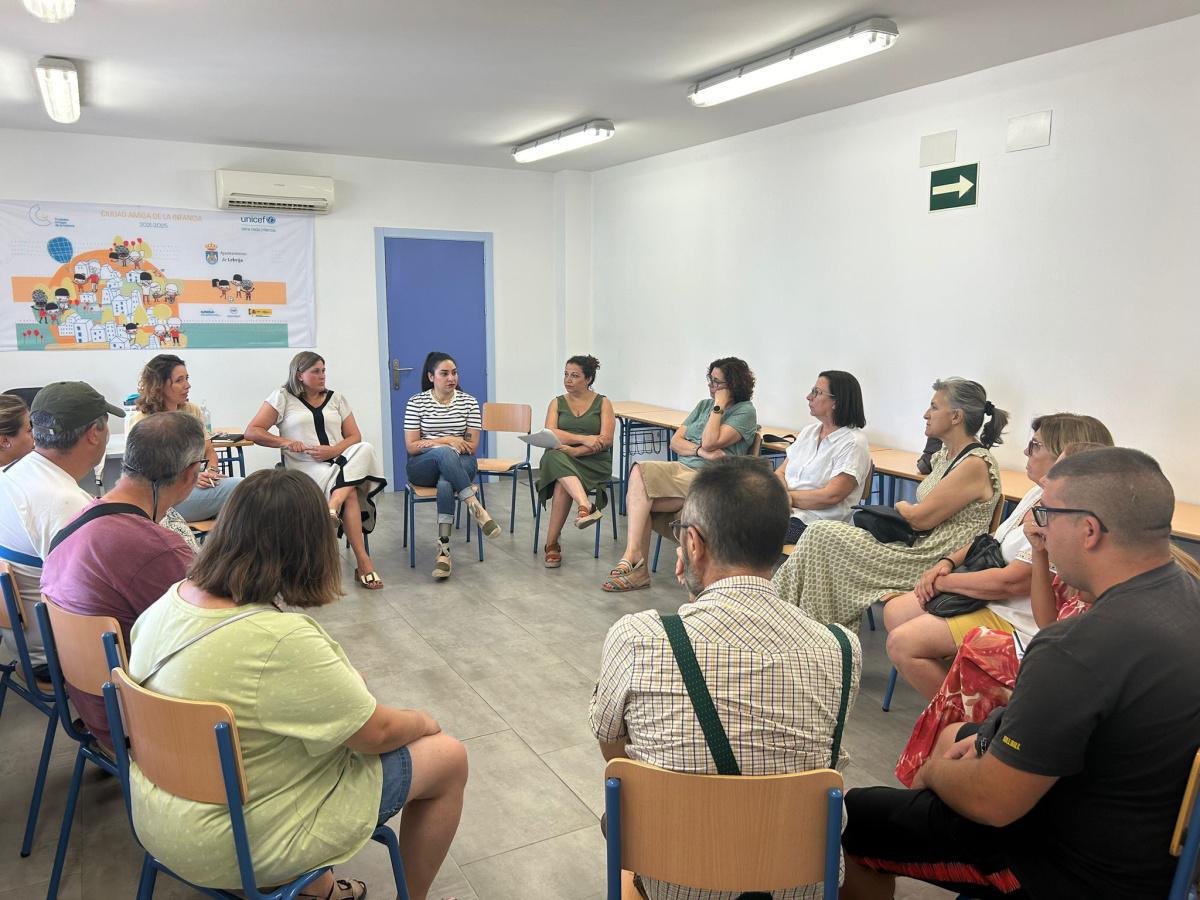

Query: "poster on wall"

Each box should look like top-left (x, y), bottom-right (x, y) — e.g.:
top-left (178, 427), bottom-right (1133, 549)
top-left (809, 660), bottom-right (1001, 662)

top-left (0, 199), bottom-right (314, 351)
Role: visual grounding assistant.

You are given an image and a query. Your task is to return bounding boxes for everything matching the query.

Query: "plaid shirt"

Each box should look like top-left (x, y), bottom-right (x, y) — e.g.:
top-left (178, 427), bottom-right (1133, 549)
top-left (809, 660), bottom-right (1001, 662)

top-left (589, 575), bottom-right (862, 900)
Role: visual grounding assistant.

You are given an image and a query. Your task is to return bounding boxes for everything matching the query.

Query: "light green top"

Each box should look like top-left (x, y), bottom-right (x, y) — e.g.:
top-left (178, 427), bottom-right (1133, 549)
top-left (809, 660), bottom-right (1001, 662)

top-left (677, 398), bottom-right (758, 469)
top-left (127, 584), bottom-right (382, 889)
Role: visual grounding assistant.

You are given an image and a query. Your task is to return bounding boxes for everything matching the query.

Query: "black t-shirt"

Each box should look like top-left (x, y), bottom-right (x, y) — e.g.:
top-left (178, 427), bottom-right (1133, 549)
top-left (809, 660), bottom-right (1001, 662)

top-left (989, 561), bottom-right (1200, 898)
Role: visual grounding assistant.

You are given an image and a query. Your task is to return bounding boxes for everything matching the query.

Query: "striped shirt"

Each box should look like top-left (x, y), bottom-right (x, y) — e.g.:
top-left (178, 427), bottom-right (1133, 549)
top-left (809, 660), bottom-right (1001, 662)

top-left (589, 575), bottom-right (862, 900)
top-left (402, 389), bottom-right (482, 440)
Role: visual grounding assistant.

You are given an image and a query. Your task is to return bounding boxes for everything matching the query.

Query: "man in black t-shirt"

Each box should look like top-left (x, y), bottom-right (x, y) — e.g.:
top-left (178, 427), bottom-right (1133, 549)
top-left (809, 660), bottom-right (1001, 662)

top-left (841, 447), bottom-right (1200, 900)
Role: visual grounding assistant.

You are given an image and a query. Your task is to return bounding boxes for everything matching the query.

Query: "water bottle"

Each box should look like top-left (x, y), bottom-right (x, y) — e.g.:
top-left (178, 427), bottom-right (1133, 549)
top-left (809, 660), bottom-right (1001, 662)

top-left (200, 401), bottom-right (212, 433)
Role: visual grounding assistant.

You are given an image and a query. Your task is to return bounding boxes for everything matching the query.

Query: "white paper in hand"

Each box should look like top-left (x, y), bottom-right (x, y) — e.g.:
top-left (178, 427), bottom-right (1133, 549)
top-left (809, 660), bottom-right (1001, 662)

top-left (519, 429), bottom-right (561, 450)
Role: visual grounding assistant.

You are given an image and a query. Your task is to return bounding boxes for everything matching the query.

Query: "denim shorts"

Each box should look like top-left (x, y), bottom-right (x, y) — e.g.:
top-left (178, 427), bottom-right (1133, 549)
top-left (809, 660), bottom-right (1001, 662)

top-left (376, 746), bottom-right (413, 826)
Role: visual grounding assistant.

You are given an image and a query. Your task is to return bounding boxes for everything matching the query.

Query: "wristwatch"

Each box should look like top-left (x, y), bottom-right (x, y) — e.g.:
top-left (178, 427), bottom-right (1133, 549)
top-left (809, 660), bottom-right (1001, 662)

top-left (711, 405), bottom-right (722, 414)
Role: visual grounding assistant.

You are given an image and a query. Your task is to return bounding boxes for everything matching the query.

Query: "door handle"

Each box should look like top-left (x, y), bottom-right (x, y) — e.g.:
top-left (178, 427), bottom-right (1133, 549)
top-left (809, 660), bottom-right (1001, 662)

top-left (390, 359), bottom-right (414, 390)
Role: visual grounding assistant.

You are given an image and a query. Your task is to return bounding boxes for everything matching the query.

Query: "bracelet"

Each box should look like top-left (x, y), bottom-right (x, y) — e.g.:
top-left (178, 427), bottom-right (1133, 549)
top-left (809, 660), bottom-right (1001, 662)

top-left (936, 557), bottom-right (955, 570)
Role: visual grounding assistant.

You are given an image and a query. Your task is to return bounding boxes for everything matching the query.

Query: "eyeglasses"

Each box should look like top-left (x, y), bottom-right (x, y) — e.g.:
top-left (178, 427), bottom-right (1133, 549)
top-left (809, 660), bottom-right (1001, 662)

top-left (705, 375), bottom-right (726, 387)
top-left (669, 520), bottom-right (706, 543)
top-left (807, 387), bottom-right (834, 399)
top-left (1031, 505), bottom-right (1108, 532)
top-left (1025, 438), bottom-right (1045, 455)
top-left (194, 459), bottom-right (209, 472)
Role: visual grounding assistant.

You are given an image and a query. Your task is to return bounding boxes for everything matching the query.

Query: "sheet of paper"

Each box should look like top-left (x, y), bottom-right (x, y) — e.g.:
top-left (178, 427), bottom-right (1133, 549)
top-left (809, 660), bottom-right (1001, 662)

top-left (519, 428), bottom-right (561, 450)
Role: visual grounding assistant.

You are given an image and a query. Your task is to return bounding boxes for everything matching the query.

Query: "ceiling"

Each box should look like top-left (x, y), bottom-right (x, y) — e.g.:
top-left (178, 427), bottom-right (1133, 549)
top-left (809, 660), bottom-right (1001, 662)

top-left (0, 0), bottom-right (1197, 172)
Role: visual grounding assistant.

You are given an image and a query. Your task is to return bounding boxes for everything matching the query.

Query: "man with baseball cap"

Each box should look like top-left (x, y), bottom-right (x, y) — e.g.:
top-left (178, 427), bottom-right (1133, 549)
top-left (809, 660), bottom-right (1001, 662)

top-left (0, 381), bottom-right (124, 671)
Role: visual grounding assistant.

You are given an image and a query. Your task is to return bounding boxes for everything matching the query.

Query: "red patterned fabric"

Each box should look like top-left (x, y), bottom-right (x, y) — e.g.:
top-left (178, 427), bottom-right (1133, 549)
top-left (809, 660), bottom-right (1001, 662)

top-left (896, 579), bottom-right (1088, 786)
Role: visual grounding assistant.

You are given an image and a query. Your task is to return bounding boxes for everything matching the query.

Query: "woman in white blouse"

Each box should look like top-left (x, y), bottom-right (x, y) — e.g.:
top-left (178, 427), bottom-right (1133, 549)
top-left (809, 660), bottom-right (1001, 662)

top-left (245, 352), bottom-right (387, 590)
top-left (774, 370), bottom-right (871, 544)
top-left (884, 413), bottom-right (1113, 697)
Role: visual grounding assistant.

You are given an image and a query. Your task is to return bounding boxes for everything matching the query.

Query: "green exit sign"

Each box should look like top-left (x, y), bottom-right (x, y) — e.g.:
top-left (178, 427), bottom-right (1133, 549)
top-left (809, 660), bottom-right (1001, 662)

top-left (930, 163), bottom-right (978, 211)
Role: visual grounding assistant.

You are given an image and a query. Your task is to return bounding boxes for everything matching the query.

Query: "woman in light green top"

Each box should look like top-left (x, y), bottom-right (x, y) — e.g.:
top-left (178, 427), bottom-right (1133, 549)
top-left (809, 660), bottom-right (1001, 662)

top-left (127, 469), bottom-right (467, 900)
top-left (535, 355), bottom-right (616, 568)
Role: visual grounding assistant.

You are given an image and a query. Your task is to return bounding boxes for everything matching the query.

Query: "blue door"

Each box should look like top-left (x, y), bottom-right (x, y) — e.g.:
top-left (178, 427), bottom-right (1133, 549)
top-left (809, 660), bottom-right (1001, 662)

top-left (383, 235), bottom-right (490, 483)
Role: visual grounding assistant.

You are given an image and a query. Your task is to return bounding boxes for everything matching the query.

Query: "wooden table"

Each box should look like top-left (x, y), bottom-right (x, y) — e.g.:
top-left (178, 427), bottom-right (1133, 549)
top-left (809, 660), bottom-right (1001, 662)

top-left (870, 446), bottom-right (1200, 542)
top-left (211, 427), bottom-right (253, 477)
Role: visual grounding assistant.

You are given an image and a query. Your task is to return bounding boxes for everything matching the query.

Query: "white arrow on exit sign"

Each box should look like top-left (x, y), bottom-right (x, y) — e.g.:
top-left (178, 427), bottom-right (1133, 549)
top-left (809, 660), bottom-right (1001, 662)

top-left (931, 175), bottom-right (974, 199)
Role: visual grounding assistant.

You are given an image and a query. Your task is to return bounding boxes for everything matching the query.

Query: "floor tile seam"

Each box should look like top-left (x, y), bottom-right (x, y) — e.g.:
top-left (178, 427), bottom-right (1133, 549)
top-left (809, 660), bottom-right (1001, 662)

top-left (455, 821), bottom-right (603, 872)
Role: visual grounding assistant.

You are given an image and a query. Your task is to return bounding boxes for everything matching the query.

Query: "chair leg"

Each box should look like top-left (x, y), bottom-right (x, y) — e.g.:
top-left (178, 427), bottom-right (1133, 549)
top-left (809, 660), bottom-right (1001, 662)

top-left (402, 489), bottom-right (409, 548)
top-left (370, 825), bottom-right (410, 900)
top-left (609, 485), bottom-right (618, 542)
top-left (476, 517), bottom-right (484, 562)
top-left (408, 493), bottom-right (416, 569)
top-left (594, 491), bottom-right (602, 559)
top-left (135, 854), bottom-right (158, 900)
top-left (527, 466), bottom-right (537, 517)
top-left (47, 749), bottom-right (88, 899)
top-left (0, 670), bottom-right (10, 719)
top-left (509, 470), bottom-right (518, 533)
top-left (464, 500), bottom-right (471, 544)
top-left (20, 708), bottom-right (58, 856)
top-left (882, 666), bottom-right (899, 712)
top-left (866, 606), bottom-right (876, 631)
top-left (533, 499), bottom-right (541, 554)
top-left (651, 533), bottom-right (662, 573)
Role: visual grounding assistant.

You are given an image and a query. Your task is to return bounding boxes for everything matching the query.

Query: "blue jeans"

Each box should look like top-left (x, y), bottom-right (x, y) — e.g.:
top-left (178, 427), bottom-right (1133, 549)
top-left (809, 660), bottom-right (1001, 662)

top-left (173, 475), bottom-right (241, 522)
top-left (376, 746), bottom-right (413, 826)
top-left (406, 446), bottom-right (478, 524)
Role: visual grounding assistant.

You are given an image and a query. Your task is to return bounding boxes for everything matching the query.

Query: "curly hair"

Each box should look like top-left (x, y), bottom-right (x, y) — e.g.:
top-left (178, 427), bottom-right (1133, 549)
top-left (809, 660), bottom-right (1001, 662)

top-left (135, 354), bottom-right (186, 414)
top-left (566, 354), bottom-right (601, 385)
top-left (709, 357), bottom-right (755, 404)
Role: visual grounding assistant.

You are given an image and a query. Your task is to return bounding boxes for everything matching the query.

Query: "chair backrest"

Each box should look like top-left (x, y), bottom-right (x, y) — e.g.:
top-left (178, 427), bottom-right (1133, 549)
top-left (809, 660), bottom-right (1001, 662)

top-left (1170, 750), bottom-right (1200, 899)
top-left (1172, 750), bottom-right (1200, 856)
top-left (108, 666), bottom-right (247, 804)
top-left (988, 494), bottom-right (1006, 533)
top-left (42, 599), bottom-right (127, 696)
top-left (481, 402), bottom-right (532, 434)
top-left (0, 560), bottom-right (20, 630)
top-left (748, 431), bottom-right (763, 459)
top-left (860, 463), bottom-right (875, 503)
top-left (606, 757), bottom-right (842, 891)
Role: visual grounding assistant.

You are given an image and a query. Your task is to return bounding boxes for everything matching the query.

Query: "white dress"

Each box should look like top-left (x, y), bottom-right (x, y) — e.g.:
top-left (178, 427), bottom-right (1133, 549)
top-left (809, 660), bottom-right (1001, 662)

top-left (264, 388), bottom-right (387, 533)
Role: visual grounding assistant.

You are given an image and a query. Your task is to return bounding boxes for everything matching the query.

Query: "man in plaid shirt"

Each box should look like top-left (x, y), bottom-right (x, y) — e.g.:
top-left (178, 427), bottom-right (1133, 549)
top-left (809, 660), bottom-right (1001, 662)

top-left (590, 457), bottom-right (862, 899)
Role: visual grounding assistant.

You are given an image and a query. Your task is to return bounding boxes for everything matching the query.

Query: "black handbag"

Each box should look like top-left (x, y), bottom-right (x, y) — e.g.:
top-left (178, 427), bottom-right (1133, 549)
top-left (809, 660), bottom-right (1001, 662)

top-left (852, 504), bottom-right (927, 547)
top-left (925, 532), bottom-right (1008, 618)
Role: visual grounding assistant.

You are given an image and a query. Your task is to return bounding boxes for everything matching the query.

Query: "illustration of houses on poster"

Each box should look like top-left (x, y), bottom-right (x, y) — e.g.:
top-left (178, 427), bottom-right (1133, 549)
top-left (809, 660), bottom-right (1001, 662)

top-left (0, 200), bottom-right (314, 351)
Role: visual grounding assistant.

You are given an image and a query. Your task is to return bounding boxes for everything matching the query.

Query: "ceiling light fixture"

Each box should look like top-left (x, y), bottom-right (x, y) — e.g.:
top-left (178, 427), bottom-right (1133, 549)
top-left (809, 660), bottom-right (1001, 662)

top-left (688, 17), bottom-right (899, 107)
top-left (22, 0), bottom-right (76, 24)
top-left (35, 56), bottom-right (80, 124)
top-left (512, 119), bottom-right (615, 163)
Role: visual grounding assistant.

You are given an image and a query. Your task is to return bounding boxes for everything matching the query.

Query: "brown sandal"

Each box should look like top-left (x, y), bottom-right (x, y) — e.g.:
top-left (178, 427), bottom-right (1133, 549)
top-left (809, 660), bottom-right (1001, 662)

top-left (602, 559), bottom-right (649, 592)
top-left (298, 876), bottom-right (367, 900)
top-left (544, 542), bottom-right (562, 568)
top-left (575, 504), bottom-right (603, 529)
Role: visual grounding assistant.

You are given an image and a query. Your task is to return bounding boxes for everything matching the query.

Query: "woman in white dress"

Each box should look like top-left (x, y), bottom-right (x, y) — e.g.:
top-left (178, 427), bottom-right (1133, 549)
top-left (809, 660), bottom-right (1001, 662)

top-left (246, 352), bottom-right (387, 589)
top-left (775, 370), bottom-right (872, 544)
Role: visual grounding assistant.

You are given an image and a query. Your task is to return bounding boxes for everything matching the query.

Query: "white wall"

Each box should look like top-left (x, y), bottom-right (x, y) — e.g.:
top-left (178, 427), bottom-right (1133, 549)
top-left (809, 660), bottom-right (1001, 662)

top-left (0, 129), bottom-right (560, 479)
top-left (591, 15), bottom-right (1200, 500)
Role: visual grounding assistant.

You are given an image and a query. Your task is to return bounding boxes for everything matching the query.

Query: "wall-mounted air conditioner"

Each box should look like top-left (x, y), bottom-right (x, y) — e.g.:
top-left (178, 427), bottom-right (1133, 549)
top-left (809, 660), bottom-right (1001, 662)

top-left (215, 169), bottom-right (335, 214)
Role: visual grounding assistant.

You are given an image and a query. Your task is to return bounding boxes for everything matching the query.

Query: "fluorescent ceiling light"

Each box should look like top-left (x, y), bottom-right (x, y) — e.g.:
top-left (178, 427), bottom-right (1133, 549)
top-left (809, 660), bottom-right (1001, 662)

top-left (23, 0), bottom-right (76, 24)
top-left (688, 17), bottom-right (899, 107)
top-left (35, 56), bottom-right (80, 124)
top-left (512, 119), bottom-right (615, 163)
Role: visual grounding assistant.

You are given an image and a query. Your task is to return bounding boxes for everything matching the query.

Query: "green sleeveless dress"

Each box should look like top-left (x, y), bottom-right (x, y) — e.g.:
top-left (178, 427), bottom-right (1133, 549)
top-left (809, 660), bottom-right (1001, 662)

top-left (535, 393), bottom-right (613, 510)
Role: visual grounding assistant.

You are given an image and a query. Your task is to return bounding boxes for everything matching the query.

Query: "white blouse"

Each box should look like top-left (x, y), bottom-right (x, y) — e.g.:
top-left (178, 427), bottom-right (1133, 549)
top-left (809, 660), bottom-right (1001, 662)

top-left (782, 423), bottom-right (872, 525)
top-left (986, 484), bottom-right (1044, 640)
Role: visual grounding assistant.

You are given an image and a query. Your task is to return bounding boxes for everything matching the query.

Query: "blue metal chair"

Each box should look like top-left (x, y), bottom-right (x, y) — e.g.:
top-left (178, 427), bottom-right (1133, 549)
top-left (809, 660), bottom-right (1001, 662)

top-left (881, 665), bottom-right (899, 711)
top-left (0, 559), bottom-right (59, 859)
top-left (34, 600), bottom-right (125, 900)
top-left (475, 402), bottom-right (536, 533)
top-left (101, 666), bottom-right (410, 900)
top-left (532, 476), bottom-right (619, 558)
top-left (604, 757), bottom-right (842, 900)
top-left (402, 485), bottom-right (482, 568)
top-left (1169, 749), bottom-right (1200, 900)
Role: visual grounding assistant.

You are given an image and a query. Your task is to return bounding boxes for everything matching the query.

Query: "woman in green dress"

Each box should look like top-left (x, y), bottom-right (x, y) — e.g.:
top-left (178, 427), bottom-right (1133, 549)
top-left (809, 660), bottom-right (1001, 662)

top-left (774, 377), bottom-right (1007, 628)
top-left (536, 355), bottom-right (615, 568)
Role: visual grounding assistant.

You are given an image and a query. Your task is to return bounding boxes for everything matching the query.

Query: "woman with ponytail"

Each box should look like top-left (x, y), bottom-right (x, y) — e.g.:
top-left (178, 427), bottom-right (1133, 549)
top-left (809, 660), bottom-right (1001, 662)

top-left (774, 377), bottom-right (1006, 628)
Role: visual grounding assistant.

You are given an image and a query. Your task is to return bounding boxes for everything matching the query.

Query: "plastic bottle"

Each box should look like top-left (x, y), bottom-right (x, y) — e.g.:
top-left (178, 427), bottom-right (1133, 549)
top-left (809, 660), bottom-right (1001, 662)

top-left (200, 400), bottom-right (213, 433)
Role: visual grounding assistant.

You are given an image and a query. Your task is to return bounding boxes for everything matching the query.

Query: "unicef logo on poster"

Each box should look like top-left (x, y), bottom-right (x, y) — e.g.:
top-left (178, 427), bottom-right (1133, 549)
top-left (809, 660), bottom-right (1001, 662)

top-left (205, 242), bottom-right (218, 264)
top-left (239, 215), bottom-right (276, 226)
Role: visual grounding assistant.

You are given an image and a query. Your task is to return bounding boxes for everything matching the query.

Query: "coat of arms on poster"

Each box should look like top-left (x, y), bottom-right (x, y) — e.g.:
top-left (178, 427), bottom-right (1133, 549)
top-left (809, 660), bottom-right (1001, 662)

top-left (0, 200), bottom-right (315, 351)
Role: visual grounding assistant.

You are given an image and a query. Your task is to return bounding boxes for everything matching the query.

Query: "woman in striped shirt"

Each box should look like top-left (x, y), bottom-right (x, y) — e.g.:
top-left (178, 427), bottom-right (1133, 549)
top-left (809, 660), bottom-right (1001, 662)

top-left (404, 351), bottom-right (500, 579)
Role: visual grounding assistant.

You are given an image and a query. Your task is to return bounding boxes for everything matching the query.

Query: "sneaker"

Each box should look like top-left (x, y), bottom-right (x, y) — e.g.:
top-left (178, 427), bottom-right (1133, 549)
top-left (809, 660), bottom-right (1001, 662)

top-left (433, 544), bottom-right (452, 580)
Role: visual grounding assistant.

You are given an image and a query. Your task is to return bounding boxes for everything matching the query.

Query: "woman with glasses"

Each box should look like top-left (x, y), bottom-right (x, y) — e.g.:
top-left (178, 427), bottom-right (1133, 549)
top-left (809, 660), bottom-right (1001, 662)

top-left (774, 377), bottom-right (1006, 627)
top-left (129, 354), bottom-right (242, 522)
top-left (602, 357), bottom-right (757, 591)
top-left (245, 352), bottom-right (387, 590)
top-left (884, 414), bottom-right (1114, 697)
top-left (535, 355), bottom-right (615, 568)
top-left (775, 371), bottom-right (871, 544)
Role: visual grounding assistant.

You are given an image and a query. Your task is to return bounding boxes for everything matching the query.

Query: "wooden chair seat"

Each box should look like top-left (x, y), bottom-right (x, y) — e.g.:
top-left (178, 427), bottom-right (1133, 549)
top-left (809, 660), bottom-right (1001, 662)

top-left (477, 457), bottom-right (524, 473)
top-left (406, 484), bottom-right (438, 499)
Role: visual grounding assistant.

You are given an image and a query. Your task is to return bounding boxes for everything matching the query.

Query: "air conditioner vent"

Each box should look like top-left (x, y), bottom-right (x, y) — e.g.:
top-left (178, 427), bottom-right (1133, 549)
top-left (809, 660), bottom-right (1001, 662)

top-left (216, 170), bottom-right (334, 215)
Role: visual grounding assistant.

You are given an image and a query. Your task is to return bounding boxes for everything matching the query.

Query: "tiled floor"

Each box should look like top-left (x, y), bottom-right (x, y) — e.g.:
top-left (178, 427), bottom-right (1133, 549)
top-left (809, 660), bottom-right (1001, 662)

top-left (0, 487), bottom-right (952, 899)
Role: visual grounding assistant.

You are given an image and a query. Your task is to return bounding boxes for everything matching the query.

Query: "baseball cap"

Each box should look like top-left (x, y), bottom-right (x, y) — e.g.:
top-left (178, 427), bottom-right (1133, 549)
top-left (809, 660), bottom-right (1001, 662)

top-left (30, 381), bottom-right (125, 434)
